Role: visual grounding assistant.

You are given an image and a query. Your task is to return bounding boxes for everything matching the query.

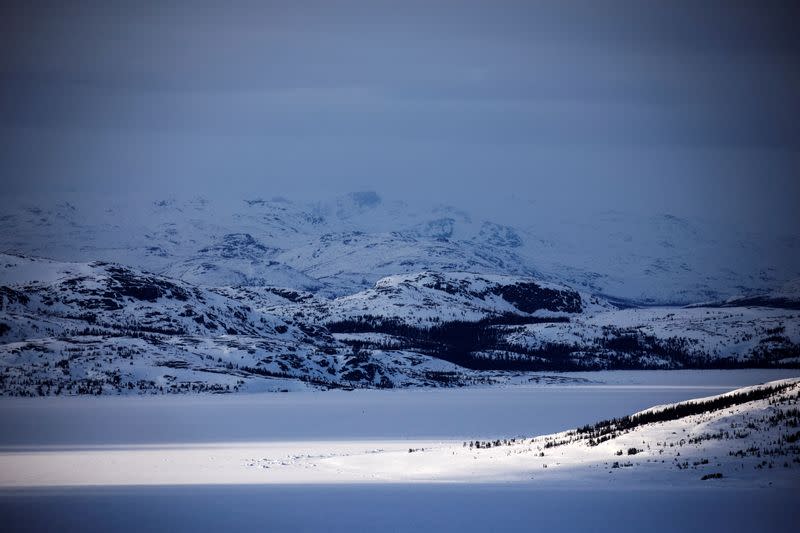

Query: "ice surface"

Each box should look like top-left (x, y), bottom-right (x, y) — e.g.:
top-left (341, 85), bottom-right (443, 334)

top-left (1, 371), bottom-right (798, 532)
top-left (1, 370), bottom-right (795, 447)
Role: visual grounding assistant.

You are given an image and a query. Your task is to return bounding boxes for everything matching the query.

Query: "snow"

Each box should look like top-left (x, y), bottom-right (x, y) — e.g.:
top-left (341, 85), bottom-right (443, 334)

top-left (1, 370), bottom-right (797, 482)
top-left (0, 255), bottom-right (96, 286)
top-left (503, 306), bottom-right (800, 365)
top-left (6, 379), bottom-right (794, 487)
top-left (0, 370), bottom-right (793, 447)
top-left (1, 371), bottom-right (798, 531)
top-left (1, 255), bottom-right (796, 395)
top-left (2, 251), bottom-right (797, 394)
top-left (1, 193), bottom-right (797, 304)
top-left (319, 270), bottom-right (591, 324)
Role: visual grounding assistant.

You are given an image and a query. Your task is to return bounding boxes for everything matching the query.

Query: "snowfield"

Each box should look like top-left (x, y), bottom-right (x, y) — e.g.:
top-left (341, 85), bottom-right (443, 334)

top-left (2, 373), bottom-right (798, 488)
top-left (1, 372), bottom-right (798, 532)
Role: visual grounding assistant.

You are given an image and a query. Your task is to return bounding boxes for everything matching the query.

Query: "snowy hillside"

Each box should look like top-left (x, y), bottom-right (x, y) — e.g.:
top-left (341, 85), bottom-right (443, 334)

top-left (273, 271), bottom-right (595, 326)
top-left (500, 306), bottom-right (800, 369)
top-left (0, 255), bottom-right (516, 395)
top-left (1, 250), bottom-right (798, 395)
top-left (722, 278), bottom-right (800, 310)
top-left (236, 378), bottom-right (800, 487)
top-left (300, 273), bottom-right (799, 373)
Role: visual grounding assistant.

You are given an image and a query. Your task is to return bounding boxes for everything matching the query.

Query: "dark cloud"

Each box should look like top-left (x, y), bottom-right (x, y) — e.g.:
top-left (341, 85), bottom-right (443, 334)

top-left (0, 1), bottom-right (798, 233)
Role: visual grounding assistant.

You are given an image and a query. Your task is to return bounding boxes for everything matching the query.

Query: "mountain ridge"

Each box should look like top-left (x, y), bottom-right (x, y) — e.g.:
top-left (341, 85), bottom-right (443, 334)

top-left (1, 252), bottom-right (798, 395)
top-left (1, 192), bottom-right (797, 305)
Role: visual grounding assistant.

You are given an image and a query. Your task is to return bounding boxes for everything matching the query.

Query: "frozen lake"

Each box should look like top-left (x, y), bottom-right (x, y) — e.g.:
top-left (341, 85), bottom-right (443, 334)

top-left (1, 369), bottom-right (797, 448)
top-left (2, 370), bottom-right (798, 532)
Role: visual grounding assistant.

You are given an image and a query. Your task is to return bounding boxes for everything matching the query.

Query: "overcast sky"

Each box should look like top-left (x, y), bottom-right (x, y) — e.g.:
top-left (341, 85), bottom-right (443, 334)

top-left (1, 1), bottom-right (798, 230)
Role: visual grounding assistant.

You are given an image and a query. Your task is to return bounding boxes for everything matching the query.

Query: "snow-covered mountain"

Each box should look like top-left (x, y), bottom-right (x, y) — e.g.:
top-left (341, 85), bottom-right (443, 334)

top-left (1, 191), bottom-right (797, 394)
top-left (721, 278), bottom-right (800, 310)
top-left (1, 192), bottom-right (797, 304)
top-left (0, 255), bottom-right (503, 394)
top-left (264, 271), bottom-right (594, 326)
top-left (313, 274), bottom-right (799, 373)
top-left (1, 252), bottom-right (798, 395)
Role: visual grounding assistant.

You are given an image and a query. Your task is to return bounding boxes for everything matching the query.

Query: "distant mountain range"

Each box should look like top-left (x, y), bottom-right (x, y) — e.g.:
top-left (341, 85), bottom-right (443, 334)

top-left (1, 192), bottom-right (798, 394)
top-left (2, 191), bottom-right (797, 304)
